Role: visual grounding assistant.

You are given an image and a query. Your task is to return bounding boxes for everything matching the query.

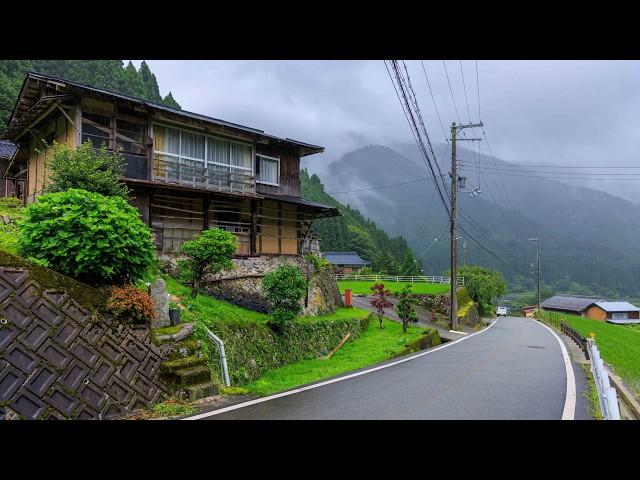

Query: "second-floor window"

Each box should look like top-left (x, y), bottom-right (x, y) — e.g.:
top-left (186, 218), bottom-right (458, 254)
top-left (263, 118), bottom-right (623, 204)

top-left (256, 154), bottom-right (279, 186)
top-left (152, 124), bottom-right (253, 188)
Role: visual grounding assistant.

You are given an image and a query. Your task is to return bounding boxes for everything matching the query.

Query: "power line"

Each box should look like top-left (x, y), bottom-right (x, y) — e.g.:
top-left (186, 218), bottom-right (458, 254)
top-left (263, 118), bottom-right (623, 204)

top-left (420, 60), bottom-right (448, 144)
top-left (443, 60), bottom-right (463, 125)
top-left (459, 60), bottom-right (473, 123)
top-left (385, 60), bottom-right (451, 218)
top-left (326, 177), bottom-right (430, 195)
top-left (458, 162), bottom-right (640, 176)
top-left (459, 160), bottom-right (640, 169)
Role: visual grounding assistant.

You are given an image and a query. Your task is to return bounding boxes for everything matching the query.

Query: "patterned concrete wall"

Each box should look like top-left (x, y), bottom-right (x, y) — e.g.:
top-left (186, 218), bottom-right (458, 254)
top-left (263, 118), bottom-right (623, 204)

top-left (0, 267), bottom-right (167, 420)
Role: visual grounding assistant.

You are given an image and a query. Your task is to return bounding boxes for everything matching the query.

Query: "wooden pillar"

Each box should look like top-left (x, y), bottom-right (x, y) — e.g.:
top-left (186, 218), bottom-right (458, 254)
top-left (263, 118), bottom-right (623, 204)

top-left (148, 188), bottom-right (155, 228)
top-left (278, 201), bottom-right (282, 254)
top-left (250, 199), bottom-right (257, 255)
top-left (203, 195), bottom-right (210, 231)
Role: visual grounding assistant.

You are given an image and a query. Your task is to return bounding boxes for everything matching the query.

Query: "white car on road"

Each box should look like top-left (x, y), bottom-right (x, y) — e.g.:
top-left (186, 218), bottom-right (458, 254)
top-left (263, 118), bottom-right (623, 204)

top-left (496, 306), bottom-right (508, 317)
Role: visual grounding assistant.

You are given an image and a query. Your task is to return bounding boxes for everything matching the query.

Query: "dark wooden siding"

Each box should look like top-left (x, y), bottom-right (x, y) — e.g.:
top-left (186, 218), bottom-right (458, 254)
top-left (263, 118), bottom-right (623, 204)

top-left (256, 144), bottom-right (300, 197)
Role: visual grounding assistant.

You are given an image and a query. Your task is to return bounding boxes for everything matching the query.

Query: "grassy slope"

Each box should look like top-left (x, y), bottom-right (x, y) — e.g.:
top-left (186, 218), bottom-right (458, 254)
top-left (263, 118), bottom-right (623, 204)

top-left (539, 310), bottom-right (640, 393)
top-left (0, 198), bottom-right (24, 255)
top-left (165, 277), bottom-right (370, 326)
top-left (245, 318), bottom-right (427, 396)
top-left (338, 280), bottom-right (450, 296)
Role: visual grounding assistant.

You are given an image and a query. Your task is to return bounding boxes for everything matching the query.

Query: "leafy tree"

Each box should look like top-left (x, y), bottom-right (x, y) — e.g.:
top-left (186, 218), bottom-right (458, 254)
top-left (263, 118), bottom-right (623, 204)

top-left (180, 228), bottom-right (237, 297)
top-left (17, 189), bottom-right (155, 285)
top-left (139, 61), bottom-right (163, 103)
top-left (400, 250), bottom-right (421, 276)
top-left (43, 140), bottom-right (129, 198)
top-left (370, 283), bottom-right (393, 329)
top-left (262, 264), bottom-right (308, 332)
top-left (395, 284), bottom-right (418, 333)
top-left (451, 265), bottom-right (508, 313)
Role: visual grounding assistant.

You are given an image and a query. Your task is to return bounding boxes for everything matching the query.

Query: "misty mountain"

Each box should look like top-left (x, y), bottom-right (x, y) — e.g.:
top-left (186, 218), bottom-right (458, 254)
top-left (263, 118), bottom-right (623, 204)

top-left (319, 144), bottom-right (640, 298)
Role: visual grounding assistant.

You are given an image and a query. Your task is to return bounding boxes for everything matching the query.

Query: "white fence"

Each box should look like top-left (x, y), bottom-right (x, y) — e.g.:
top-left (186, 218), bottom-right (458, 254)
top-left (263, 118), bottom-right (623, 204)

top-left (335, 273), bottom-right (464, 286)
top-left (587, 338), bottom-right (620, 420)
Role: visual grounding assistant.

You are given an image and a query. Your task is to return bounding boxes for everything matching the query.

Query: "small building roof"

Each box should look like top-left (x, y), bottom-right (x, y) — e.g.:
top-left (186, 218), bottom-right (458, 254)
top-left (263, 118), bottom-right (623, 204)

top-left (0, 140), bottom-right (17, 161)
top-left (595, 301), bottom-right (640, 313)
top-left (322, 252), bottom-right (371, 266)
top-left (540, 295), bottom-right (604, 313)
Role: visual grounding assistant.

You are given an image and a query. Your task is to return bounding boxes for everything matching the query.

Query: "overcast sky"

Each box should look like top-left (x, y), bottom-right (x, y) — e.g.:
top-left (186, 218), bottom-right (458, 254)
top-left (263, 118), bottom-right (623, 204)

top-left (132, 60), bottom-right (640, 203)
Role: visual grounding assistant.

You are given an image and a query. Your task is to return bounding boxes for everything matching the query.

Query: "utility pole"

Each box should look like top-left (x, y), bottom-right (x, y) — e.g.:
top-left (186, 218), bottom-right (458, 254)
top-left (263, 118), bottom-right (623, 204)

top-left (450, 121), bottom-right (482, 330)
top-left (529, 238), bottom-right (541, 310)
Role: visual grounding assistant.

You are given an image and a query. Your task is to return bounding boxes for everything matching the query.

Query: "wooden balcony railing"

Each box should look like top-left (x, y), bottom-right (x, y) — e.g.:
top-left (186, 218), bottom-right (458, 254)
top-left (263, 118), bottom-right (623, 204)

top-left (152, 159), bottom-right (256, 195)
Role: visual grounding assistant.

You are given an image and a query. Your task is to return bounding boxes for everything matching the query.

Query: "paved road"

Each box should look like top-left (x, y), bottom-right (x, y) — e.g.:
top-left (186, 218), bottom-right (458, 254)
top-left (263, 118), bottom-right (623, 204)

top-left (194, 316), bottom-right (577, 420)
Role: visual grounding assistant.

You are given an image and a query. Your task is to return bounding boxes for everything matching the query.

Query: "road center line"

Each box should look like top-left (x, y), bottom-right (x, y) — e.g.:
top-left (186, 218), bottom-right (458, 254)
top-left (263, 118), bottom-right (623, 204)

top-left (530, 319), bottom-right (576, 420)
top-left (184, 317), bottom-right (500, 420)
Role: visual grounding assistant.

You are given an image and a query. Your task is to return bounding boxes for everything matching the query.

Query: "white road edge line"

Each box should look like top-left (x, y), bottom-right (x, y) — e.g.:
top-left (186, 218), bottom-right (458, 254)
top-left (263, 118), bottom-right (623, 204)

top-left (184, 317), bottom-right (501, 420)
top-left (531, 319), bottom-right (576, 420)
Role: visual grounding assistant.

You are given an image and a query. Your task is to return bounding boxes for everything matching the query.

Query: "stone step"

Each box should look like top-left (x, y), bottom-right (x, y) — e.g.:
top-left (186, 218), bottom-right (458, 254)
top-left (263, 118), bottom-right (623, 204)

top-left (173, 365), bottom-right (212, 386)
top-left (184, 382), bottom-right (218, 402)
top-left (165, 338), bottom-right (201, 361)
top-left (161, 355), bottom-right (207, 374)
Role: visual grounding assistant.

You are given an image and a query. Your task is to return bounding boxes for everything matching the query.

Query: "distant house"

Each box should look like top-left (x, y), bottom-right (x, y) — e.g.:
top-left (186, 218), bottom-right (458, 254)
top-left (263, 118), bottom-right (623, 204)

top-left (522, 306), bottom-right (536, 318)
top-left (322, 251), bottom-right (371, 275)
top-left (540, 295), bottom-right (604, 316)
top-left (585, 301), bottom-right (640, 324)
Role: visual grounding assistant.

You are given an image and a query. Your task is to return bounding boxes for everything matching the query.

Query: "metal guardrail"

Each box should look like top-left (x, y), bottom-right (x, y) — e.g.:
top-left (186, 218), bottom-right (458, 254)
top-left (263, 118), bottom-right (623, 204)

top-left (587, 338), bottom-right (621, 420)
top-left (334, 273), bottom-right (464, 286)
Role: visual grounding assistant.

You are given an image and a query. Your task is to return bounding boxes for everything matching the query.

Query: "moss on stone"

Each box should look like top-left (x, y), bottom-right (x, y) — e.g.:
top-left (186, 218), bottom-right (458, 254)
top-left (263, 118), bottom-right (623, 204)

top-left (0, 250), bottom-right (107, 312)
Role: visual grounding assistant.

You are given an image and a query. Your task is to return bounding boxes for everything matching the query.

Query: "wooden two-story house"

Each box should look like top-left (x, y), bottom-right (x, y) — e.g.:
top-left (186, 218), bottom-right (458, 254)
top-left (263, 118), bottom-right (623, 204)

top-left (1, 72), bottom-right (339, 257)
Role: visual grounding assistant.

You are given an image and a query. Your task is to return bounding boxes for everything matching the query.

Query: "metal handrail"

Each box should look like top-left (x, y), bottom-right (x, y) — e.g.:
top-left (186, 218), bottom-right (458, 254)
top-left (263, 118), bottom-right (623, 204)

top-left (204, 327), bottom-right (230, 387)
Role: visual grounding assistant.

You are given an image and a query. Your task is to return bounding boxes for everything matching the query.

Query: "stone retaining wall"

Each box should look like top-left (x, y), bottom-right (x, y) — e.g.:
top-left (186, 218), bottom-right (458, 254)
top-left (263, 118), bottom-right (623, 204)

top-left (0, 260), bottom-right (172, 420)
top-left (158, 253), bottom-right (343, 316)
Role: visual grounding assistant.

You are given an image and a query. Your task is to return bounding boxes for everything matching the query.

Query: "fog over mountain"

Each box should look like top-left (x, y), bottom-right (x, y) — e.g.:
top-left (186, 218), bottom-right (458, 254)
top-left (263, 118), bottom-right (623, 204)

top-left (311, 144), bottom-right (640, 298)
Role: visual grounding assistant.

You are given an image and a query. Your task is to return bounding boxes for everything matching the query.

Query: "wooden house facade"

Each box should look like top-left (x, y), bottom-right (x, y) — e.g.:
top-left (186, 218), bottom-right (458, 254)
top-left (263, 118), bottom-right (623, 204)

top-left (1, 72), bottom-right (339, 256)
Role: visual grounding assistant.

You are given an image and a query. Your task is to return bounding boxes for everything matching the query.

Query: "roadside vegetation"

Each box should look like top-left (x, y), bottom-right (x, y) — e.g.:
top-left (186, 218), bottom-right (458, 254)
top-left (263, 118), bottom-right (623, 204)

top-left (245, 317), bottom-right (434, 396)
top-left (537, 310), bottom-right (640, 394)
top-left (0, 197), bottom-right (23, 254)
top-left (338, 280), bottom-right (449, 295)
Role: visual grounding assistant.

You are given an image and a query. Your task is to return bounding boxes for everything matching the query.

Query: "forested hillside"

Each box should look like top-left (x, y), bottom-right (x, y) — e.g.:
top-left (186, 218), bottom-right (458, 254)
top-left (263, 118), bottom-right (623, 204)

top-left (317, 145), bottom-right (640, 299)
top-left (301, 168), bottom-right (416, 274)
top-left (0, 60), bottom-right (180, 133)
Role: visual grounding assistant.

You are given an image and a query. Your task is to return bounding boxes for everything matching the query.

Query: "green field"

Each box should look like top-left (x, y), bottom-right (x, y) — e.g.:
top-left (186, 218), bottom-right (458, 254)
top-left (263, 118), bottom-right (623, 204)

top-left (245, 318), bottom-right (431, 396)
top-left (538, 310), bottom-right (640, 394)
top-left (338, 280), bottom-right (450, 296)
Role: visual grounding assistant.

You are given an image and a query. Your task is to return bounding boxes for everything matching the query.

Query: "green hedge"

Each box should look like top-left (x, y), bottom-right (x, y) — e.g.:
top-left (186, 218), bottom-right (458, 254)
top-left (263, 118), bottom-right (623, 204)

top-left (195, 315), bottom-right (370, 385)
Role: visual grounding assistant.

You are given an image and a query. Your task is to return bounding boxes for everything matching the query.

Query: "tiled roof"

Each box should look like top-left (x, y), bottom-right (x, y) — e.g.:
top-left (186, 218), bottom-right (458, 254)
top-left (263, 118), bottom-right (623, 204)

top-left (0, 140), bottom-right (17, 160)
top-left (322, 252), bottom-right (371, 266)
top-left (540, 295), bottom-right (603, 313)
top-left (595, 301), bottom-right (640, 312)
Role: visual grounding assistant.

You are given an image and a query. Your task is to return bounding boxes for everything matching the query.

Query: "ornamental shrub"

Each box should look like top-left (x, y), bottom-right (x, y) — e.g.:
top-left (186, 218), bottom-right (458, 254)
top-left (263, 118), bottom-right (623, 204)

top-left (43, 140), bottom-right (130, 199)
top-left (304, 253), bottom-right (332, 272)
top-left (180, 228), bottom-right (237, 297)
top-left (17, 188), bottom-right (155, 285)
top-left (106, 284), bottom-right (156, 324)
top-left (262, 264), bottom-right (308, 332)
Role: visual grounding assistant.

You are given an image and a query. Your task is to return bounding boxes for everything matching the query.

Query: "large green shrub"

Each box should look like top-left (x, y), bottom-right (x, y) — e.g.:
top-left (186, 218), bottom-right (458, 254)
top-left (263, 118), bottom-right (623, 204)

top-left (43, 140), bottom-right (130, 199)
top-left (180, 228), bottom-right (237, 297)
top-left (17, 188), bottom-right (154, 285)
top-left (262, 264), bottom-right (308, 331)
